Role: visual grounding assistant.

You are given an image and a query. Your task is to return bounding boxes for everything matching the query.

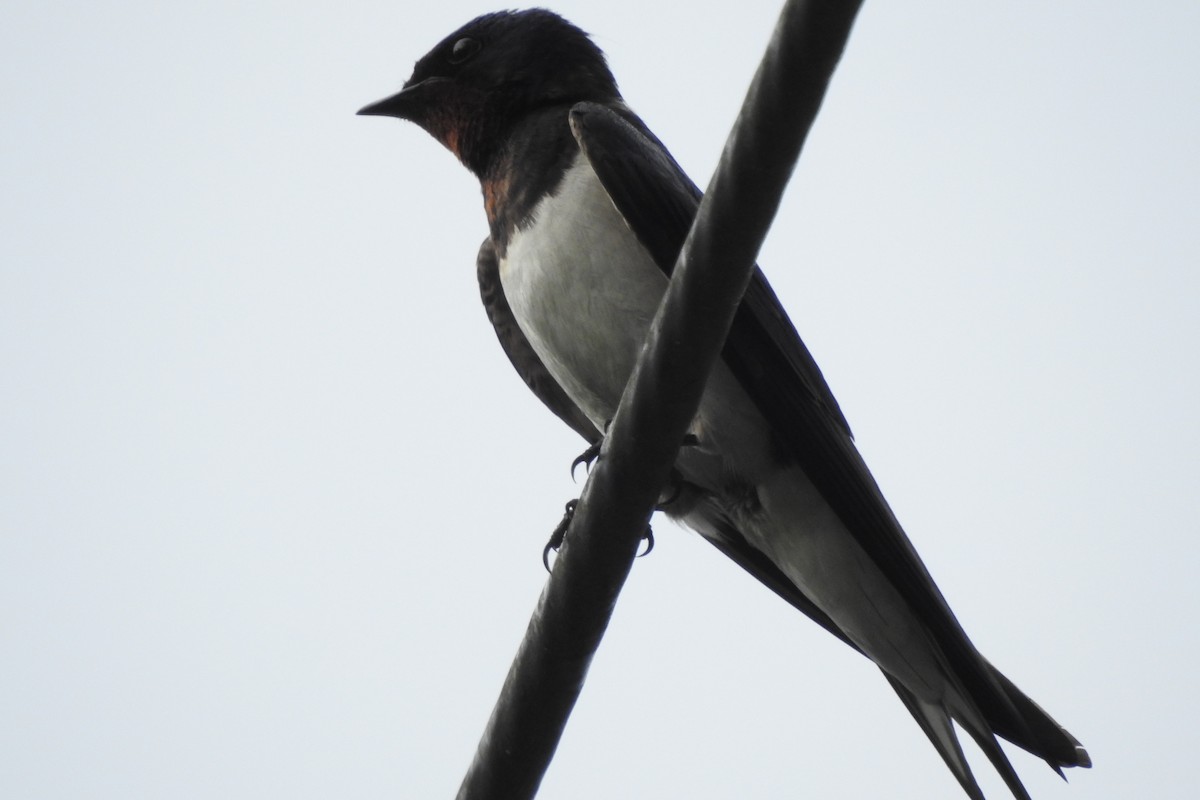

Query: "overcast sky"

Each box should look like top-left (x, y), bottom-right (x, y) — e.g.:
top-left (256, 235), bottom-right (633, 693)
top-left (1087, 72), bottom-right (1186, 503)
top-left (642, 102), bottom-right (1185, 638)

top-left (3, 2), bottom-right (1197, 799)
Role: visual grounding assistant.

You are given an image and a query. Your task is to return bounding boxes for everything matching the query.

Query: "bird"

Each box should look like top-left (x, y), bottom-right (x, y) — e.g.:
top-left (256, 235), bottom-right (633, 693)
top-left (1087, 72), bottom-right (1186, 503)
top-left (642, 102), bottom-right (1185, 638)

top-left (358, 9), bottom-right (1090, 799)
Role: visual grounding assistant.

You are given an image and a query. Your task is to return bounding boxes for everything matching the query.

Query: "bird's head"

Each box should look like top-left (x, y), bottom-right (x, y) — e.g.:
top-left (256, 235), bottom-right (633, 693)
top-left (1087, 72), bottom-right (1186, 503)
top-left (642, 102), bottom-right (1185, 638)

top-left (359, 9), bottom-right (621, 175)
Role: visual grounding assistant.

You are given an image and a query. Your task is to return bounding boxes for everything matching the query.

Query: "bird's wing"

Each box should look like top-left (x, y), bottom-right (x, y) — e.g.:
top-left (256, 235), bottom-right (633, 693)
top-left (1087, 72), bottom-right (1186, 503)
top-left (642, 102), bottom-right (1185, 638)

top-left (692, 499), bottom-right (859, 651)
top-left (568, 101), bottom-right (1085, 769)
top-left (566, 104), bottom-right (853, 437)
top-left (477, 238), bottom-right (601, 443)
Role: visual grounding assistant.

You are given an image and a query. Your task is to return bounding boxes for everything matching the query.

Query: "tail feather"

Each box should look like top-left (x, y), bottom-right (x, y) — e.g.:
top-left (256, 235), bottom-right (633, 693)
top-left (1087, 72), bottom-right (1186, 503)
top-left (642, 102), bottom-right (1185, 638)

top-left (685, 504), bottom-right (1090, 796)
top-left (885, 659), bottom-right (1089, 800)
top-left (884, 670), bottom-right (1035, 800)
top-left (986, 660), bottom-right (1091, 770)
top-left (948, 687), bottom-right (1035, 800)
top-left (884, 673), bottom-right (989, 800)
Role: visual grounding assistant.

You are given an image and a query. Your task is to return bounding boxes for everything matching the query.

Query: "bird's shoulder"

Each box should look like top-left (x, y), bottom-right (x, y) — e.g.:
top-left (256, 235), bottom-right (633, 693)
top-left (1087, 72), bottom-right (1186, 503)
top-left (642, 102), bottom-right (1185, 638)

top-left (480, 105), bottom-right (582, 256)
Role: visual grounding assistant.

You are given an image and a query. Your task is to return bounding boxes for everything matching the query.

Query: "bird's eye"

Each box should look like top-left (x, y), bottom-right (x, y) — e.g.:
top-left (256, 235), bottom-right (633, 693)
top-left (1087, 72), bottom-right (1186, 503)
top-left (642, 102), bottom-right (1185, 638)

top-left (449, 37), bottom-right (481, 64)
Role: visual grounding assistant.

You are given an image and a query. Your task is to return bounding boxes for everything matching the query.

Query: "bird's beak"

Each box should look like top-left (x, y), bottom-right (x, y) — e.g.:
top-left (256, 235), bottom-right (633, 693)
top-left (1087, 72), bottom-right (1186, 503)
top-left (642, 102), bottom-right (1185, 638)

top-left (357, 87), bottom-right (413, 119)
top-left (357, 77), bottom-right (447, 119)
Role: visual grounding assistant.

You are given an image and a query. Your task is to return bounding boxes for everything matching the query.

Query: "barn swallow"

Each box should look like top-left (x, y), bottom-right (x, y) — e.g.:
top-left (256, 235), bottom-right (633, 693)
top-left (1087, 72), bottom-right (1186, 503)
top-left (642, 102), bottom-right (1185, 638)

top-left (358, 9), bottom-right (1090, 799)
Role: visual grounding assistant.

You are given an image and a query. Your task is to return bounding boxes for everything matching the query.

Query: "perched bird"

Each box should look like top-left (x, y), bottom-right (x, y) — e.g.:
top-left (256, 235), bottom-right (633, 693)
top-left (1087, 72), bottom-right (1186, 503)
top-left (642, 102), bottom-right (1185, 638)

top-left (359, 9), bottom-right (1090, 799)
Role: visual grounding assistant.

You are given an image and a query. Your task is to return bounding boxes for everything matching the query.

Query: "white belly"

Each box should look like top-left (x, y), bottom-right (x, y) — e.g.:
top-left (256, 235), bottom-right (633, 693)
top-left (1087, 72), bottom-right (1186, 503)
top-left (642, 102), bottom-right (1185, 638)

top-left (498, 154), bottom-right (774, 483)
top-left (499, 154), bottom-right (667, 427)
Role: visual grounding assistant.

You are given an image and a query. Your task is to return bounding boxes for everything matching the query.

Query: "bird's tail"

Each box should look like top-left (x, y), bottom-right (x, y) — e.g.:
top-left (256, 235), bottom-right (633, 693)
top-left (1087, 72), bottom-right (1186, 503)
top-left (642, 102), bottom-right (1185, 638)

top-left (884, 662), bottom-right (1090, 800)
top-left (983, 660), bottom-right (1091, 771)
top-left (886, 672), bottom-right (1030, 800)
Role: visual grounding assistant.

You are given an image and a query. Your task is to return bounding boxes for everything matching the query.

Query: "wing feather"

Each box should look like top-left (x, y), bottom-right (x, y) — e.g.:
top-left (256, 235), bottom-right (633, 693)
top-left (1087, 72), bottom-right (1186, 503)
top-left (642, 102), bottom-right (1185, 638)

top-left (567, 101), bottom-right (1085, 768)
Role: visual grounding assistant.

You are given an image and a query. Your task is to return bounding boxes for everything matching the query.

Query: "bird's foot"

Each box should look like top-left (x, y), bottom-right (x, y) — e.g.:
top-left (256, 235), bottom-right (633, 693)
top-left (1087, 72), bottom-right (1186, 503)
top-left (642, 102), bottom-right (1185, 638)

top-left (656, 468), bottom-right (686, 509)
top-left (570, 443), bottom-right (601, 481)
top-left (638, 524), bottom-right (655, 558)
top-left (547, 426), bottom-right (691, 569)
top-left (569, 419), bottom-right (616, 480)
top-left (655, 433), bottom-right (700, 508)
top-left (543, 499), bottom-right (577, 571)
top-left (542, 498), bottom-right (654, 572)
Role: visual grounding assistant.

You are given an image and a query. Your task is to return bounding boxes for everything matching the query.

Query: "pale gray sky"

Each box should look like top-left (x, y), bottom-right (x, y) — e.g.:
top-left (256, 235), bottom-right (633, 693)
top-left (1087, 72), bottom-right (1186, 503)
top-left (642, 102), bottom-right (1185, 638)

top-left (2, 2), bottom-right (1197, 798)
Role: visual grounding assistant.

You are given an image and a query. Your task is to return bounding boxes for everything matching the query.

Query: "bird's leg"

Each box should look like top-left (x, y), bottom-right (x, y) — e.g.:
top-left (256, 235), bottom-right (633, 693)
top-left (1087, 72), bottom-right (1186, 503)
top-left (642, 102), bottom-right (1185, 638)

top-left (570, 419), bottom-right (612, 481)
top-left (655, 433), bottom-right (700, 509)
top-left (543, 499), bottom-right (578, 571)
top-left (570, 443), bottom-right (601, 481)
top-left (545, 431), bottom-right (699, 570)
top-left (541, 500), bottom-right (655, 571)
top-left (544, 501), bottom-right (657, 568)
top-left (655, 468), bottom-right (686, 509)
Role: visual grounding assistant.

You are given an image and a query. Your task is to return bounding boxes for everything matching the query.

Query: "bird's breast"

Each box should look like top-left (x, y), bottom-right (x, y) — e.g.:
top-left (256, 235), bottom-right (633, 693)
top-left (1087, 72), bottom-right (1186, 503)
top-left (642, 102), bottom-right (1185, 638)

top-left (498, 154), bottom-right (667, 427)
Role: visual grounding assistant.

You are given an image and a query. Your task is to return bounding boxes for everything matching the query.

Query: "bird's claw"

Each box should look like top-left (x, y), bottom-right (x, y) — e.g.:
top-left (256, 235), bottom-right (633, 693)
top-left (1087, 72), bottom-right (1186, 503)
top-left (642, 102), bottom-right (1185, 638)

top-left (570, 443), bottom-right (601, 481)
top-left (656, 472), bottom-right (684, 508)
top-left (570, 419), bottom-right (615, 480)
top-left (655, 435), bottom-right (700, 508)
top-left (542, 499), bottom-right (654, 571)
top-left (543, 499), bottom-right (578, 571)
top-left (638, 525), bottom-right (655, 557)
top-left (549, 422), bottom-right (675, 568)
